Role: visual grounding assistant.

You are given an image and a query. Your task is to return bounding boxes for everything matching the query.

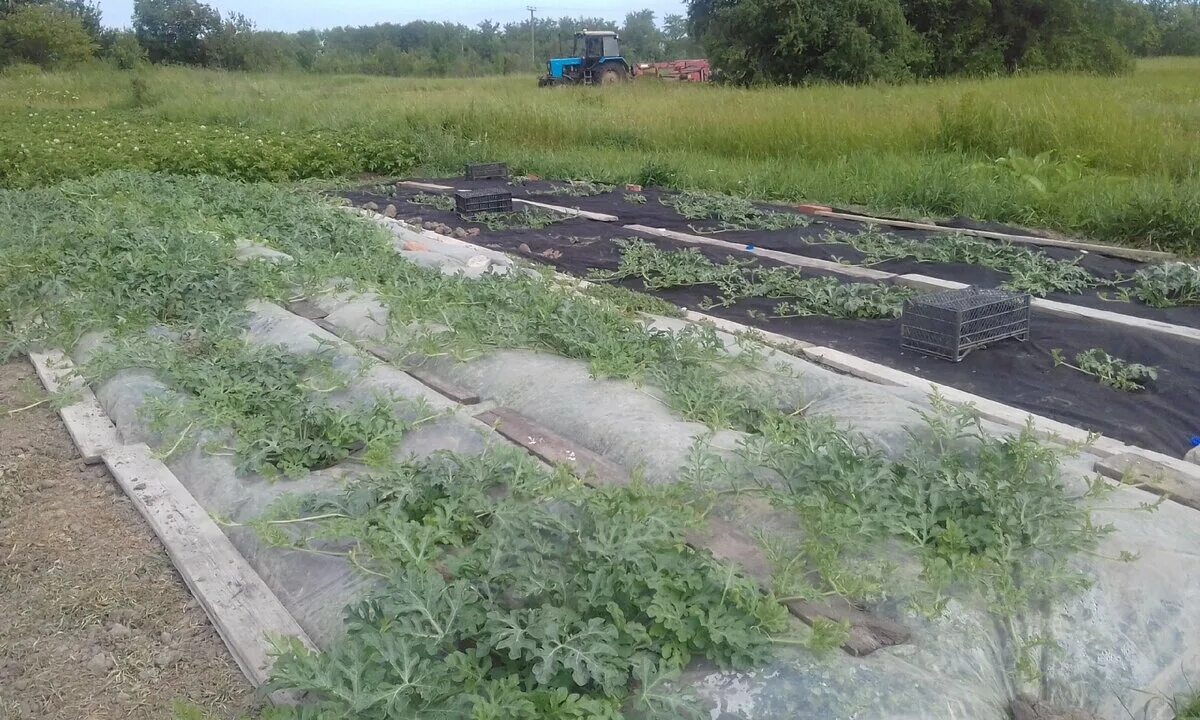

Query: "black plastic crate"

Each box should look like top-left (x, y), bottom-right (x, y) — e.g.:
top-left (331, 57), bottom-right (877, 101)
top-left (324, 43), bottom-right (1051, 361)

top-left (455, 188), bottom-right (512, 215)
top-left (464, 162), bottom-right (508, 181)
top-left (901, 287), bottom-right (1031, 362)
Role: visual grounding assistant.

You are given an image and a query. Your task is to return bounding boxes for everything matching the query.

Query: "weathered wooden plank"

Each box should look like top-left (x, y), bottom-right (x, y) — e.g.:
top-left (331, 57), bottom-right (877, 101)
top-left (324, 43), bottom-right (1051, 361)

top-left (1032, 296), bottom-right (1200, 345)
top-left (474, 407), bottom-right (629, 486)
top-left (625, 224), bottom-right (895, 281)
top-left (29, 349), bottom-right (120, 464)
top-left (408, 368), bottom-right (481, 405)
top-left (397, 180), bottom-right (455, 191)
top-left (813, 209), bottom-right (1173, 263)
top-left (1094, 452), bottom-right (1200, 511)
top-left (515, 198), bottom-right (618, 222)
top-left (102, 444), bottom-right (317, 691)
top-left (57, 399), bottom-right (122, 464)
top-left (286, 298), bottom-right (330, 320)
top-left (687, 515), bottom-right (909, 655)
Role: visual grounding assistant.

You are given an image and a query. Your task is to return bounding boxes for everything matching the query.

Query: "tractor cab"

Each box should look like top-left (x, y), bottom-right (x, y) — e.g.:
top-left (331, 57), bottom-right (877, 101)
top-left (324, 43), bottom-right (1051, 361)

top-left (577, 30), bottom-right (621, 62)
top-left (539, 30), bottom-right (633, 86)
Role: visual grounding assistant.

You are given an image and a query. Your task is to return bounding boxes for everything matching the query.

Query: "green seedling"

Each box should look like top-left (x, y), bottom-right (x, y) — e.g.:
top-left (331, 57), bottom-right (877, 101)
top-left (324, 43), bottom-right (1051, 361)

top-left (660, 191), bottom-right (811, 233)
top-left (1051, 348), bottom-right (1158, 391)
top-left (530, 180), bottom-right (613, 197)
top-left (407, 191), bottom-right (455, 212)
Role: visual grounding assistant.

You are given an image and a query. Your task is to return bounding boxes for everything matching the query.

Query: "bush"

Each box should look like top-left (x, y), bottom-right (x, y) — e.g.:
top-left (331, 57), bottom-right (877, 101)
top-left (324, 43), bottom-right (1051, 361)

top-left (106, 32), bottom-right (148, 70)
top-left (0, 5), bottom-right (97, 69)
top-left (691, 0), bottom-right (926, 84)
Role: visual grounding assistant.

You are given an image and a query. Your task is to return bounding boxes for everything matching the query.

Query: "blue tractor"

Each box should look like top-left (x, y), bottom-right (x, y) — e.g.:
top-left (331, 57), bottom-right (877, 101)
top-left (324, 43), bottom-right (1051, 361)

top-left (538, 30), bottom-right (633, 87)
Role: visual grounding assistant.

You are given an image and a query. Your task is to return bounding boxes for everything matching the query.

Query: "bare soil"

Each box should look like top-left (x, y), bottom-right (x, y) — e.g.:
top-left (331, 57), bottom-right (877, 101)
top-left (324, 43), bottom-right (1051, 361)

top-left (0, 359), bottom-right (260, 720)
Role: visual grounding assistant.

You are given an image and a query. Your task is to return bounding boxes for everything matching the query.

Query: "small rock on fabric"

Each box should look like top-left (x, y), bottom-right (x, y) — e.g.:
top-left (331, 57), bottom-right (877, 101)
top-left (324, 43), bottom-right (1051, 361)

top-left (383, 204), bottom-right (398, 218)
top-left (363, 201), bottom-right (379, 211)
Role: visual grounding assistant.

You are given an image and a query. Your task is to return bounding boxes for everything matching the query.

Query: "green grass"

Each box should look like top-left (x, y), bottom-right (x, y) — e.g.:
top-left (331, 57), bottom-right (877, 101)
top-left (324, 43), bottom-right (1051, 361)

top-left (0, 59), bottom-right (1199, 253)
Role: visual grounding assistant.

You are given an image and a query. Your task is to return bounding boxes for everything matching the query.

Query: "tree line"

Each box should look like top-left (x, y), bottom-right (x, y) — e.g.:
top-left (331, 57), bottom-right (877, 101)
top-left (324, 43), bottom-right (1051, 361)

top-left (690, 0), bottom-right (1200, 82)
top-left (0, 0), bottom-right (1198, 81)
top-left (0, 0), bottom-right (700, 74)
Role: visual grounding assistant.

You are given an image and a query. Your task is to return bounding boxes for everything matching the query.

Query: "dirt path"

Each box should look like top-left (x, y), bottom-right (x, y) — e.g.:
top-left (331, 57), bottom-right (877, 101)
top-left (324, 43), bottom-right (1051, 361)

top-left (0, 359), bottom-right (260, 720)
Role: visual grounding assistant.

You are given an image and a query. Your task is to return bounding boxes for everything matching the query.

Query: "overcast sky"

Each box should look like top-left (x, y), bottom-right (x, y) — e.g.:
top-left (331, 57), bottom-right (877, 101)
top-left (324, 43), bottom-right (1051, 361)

top-left (96, 1), bottom-right (690, 31)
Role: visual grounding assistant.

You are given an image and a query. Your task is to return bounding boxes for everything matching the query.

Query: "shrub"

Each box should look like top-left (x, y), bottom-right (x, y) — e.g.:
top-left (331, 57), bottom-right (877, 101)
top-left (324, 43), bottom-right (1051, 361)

top-left (0, 5), bottom-right (97, 69)
top-left (106, 31), bottom-right (148, 70)
top-left (690, 0), bottom-right (925, 84)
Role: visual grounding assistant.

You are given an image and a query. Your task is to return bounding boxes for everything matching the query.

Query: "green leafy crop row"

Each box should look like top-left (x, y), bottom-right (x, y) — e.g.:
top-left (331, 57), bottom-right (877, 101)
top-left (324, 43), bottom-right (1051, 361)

top-left (596, 239), bottom-right (913, 319)
top-left (0, 111), bottom-right (416, 187)
top-left (817, 228), bottom-right (1098, 296)
top-left (660, 191), bottom-right (812, 233)
top-left (261, 451), bottom-right (787, 719)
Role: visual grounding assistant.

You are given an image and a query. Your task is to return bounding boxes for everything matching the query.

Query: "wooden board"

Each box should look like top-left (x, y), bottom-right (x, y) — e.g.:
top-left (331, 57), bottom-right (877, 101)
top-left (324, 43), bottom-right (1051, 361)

top-left (515, 198), bottom-right (618, 222)
top-left (687, 515), bottom-right (910, 656)
top-left (29, 349), bottom-right (121, 464)
top-left (286, 298), bottom-right (330, 320)
top-left (397, 180), bottom-right (454, 191)
top-left (474, 407), bottom-right (630, 486)
top-left (1031, 296), bottom-right (1200, 345)
top-left (813, 209), bottom-right (1173, 263)
top-left (407, 368), bottom-right (481, 405)
top-left (625, 224), bottom-right (895, 281)
top-left (102, 444), bottom-right (317, 690)
top-left (1094, 453), bottom-right (1200, 511)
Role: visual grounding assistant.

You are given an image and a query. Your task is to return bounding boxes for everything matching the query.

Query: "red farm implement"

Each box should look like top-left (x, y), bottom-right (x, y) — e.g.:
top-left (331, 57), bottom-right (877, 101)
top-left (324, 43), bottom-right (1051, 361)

top-left (636, 59), bottom-right (711, 83)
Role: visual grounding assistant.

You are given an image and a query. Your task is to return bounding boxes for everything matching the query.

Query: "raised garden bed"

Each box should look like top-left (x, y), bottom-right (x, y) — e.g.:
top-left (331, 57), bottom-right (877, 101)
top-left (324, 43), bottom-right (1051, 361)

top-left (375, 179), bottom-right (1200, 328)
top-left (344, 182), bottom-right (1200, 458)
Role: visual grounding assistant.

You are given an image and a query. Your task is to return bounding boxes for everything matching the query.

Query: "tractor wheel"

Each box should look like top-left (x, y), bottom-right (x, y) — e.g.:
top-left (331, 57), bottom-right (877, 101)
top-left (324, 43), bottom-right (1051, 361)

top-left (596, 64), bottom-right (628, 85)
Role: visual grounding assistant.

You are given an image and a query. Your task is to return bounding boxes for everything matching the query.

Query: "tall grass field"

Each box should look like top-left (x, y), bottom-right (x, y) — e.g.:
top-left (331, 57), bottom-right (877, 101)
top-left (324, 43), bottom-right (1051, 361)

top-left (2, 58), bottom-right (1198, 254)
